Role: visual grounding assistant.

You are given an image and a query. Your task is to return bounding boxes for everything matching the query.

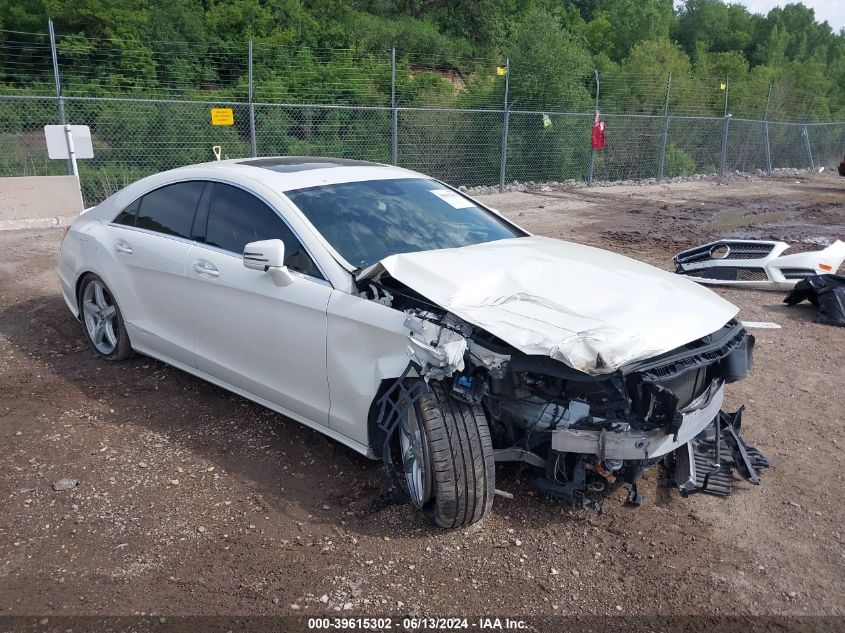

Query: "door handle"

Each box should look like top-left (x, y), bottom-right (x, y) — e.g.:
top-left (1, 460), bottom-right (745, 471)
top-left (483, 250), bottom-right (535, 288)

top-left (193, 261), bottom-right (219, 277)
top-left (114, 240), bottom-right (133, 254)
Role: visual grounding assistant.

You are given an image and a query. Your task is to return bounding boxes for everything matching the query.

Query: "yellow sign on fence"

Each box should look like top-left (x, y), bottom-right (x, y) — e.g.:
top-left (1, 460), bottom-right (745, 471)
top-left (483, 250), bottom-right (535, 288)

top-left (496, 66), bottom-right (508, 76)
top-left (210, 108), bottom-right (234, 126)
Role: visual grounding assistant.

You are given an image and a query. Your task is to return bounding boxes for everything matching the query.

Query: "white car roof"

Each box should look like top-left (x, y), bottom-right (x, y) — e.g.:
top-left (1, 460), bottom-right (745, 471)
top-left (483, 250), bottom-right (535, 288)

top-left (168, 157), bottom-right (424, 192)
top-left (79, 157), bottom-right (460, 291)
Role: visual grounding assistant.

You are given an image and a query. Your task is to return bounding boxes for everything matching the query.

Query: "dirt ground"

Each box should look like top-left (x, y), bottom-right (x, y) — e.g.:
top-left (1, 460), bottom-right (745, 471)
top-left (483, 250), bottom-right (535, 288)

top-left (0, 172), bottom-right (843, 624)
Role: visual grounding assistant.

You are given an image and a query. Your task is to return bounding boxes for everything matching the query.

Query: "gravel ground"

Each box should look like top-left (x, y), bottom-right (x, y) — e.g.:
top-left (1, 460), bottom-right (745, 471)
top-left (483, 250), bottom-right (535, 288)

top-left (0, 172), bottom-right (843, 625)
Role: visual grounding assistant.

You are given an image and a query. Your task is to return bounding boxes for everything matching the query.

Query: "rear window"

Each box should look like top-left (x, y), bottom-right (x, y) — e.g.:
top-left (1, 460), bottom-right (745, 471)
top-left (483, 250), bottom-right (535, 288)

top-left (113, 198), bottom-right (139, 226)
top-left (135, 181), bottom-right (205, 238)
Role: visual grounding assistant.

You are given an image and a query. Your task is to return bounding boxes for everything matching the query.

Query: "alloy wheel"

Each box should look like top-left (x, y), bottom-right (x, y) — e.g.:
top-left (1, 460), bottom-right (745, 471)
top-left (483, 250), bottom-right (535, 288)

top-left (399, 406), bottom-right (432, 508)
top-left (82, 280), bottom-right (119, 355)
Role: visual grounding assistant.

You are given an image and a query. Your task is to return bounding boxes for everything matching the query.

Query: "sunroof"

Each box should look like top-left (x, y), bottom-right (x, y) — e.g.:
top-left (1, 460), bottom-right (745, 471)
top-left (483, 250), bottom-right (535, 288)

top-left (238, 157), bottom-right (382, 173)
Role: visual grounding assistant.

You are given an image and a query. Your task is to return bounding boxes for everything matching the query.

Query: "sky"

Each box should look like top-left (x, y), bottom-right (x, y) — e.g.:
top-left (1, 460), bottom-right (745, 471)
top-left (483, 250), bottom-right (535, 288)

top-left (734, 1), bottom-right (844, 31)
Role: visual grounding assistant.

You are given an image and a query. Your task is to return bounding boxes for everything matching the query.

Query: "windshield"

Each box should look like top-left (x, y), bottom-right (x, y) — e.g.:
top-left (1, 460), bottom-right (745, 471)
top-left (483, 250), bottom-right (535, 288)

top-left (285, 178), bottom-right (524, 269)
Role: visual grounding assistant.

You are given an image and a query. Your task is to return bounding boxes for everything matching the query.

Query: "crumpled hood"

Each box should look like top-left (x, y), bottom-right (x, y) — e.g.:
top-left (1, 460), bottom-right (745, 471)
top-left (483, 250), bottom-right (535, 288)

top-left (362, 236), bottom-right (739, 375)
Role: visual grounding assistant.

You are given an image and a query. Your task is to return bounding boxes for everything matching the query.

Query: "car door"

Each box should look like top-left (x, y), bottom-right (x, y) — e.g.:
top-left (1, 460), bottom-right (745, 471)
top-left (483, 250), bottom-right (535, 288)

top-left (185, 181), bottom-right (333, 426)
top-left (103, 180), bottom-right (207, 366)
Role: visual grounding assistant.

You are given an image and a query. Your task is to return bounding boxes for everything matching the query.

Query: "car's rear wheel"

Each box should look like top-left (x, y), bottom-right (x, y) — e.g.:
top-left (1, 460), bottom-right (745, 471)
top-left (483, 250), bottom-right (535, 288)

top-left (401, 381), bottom-right (495, 528)
top-left (78, 274), bottom-right (132, 361)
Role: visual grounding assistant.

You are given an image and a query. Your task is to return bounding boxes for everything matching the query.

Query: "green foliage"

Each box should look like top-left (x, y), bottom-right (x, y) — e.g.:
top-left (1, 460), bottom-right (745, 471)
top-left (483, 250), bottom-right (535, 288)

top-left (678, 0), bottom-right (755, 58)
top-left (662, 143), bottom-right (696, 177)
top-left (0, 0), bottom-right (842, 198)
top-left (43, 0), bottom-right (150, 40)
top-left (619, 39), bottom-right (694, 114)
top-left (505, 9), bottom-right (593, 111)
top-left (601, 0), bottom-right (675, 61)
top-left (0, 0), bottom-right (841, 119)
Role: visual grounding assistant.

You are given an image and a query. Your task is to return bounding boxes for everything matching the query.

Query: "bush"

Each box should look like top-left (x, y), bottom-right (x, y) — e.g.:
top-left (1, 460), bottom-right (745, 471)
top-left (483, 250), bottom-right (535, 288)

top-left (663, 143), bottom-right (696, 177)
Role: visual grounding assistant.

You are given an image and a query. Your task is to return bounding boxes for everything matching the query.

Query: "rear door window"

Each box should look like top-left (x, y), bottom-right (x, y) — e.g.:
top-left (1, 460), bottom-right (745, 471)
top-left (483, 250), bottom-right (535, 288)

top-left (113, 198), bottom-right (140, 226)
top-left (135, 181), bottom-right (205, 238)
top-left (204, 183), bottom-right (322, 279)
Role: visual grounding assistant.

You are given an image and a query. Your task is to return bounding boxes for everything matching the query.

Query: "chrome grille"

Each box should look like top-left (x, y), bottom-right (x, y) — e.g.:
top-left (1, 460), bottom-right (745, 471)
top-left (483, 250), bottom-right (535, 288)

top-left (676, 241), bottom-right (775, 264)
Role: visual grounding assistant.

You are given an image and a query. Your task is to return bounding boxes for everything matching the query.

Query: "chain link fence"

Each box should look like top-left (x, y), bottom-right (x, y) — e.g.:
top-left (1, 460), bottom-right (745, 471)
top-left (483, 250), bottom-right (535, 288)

top-left (1, 24), bottom-right (844, 205)
top-left (2, 94), bottom-right (843, 206)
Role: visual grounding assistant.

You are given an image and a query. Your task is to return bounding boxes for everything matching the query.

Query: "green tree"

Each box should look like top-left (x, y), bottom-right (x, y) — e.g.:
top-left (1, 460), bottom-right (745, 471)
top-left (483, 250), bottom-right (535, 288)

top-left (678, 0), bottom-right (754, 58)
top-left (505, 8), bottom-right (593, 111)
top-left (617, 39), bottom-right (694, 114)
top-left (599, 0), bottom-right (675, 61)
top-left (44, 0), bottom-right (150, 40)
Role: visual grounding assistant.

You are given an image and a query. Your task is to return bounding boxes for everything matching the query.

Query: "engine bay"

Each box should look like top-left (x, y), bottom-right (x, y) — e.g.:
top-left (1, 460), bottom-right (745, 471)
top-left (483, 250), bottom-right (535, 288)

top-left (363, 271), bottom-right (770, 511)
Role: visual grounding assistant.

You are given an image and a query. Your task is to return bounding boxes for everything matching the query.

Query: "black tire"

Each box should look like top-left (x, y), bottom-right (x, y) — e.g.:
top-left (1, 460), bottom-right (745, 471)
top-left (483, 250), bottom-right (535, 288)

top-left (414, 381), bottom-right (495, 528)
top-left (78, 273), bottom-right (133, 361)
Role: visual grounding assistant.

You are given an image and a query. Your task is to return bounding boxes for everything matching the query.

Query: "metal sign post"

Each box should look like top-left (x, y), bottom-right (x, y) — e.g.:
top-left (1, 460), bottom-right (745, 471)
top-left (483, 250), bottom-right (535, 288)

top-left (498, 58), bottom-right (510, 192)
top-left (48, 19), bottom-right (71, 175)
top-left (587, 69), bottom-right (600, 186)
top-left (719, 77), bottom-right (730, 178)
top-left (64, 123), bottom-right (79, 177)
top-left (391, 48), bottom-right (398, 166)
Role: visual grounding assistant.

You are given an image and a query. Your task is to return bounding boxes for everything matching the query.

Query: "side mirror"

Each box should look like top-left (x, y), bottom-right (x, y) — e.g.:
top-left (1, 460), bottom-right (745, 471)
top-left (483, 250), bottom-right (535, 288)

top-left (243, 239), bottom-right (294, 286)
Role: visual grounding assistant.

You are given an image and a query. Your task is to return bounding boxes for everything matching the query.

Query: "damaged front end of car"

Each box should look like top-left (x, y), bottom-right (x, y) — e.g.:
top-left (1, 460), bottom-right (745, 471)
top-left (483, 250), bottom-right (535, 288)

top-left (364, 269), bottom-right (771, 513)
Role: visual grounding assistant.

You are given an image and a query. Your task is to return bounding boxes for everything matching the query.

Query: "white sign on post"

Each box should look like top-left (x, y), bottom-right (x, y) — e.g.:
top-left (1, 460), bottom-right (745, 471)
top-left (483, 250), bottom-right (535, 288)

top-left (44, 124), bottom-right (92, 202)
top-left (44, 125), bottom-right (94, 160)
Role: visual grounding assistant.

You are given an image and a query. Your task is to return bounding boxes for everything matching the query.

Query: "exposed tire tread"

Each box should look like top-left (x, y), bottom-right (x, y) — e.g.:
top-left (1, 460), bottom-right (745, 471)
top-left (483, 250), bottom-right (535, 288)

top-left (415, 381), bottom-right (495, 529)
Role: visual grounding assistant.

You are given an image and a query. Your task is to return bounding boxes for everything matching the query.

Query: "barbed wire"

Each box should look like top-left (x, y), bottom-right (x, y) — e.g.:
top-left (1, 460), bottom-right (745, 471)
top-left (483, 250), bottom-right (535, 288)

top-left (0, 27), bottom-right (842, 204)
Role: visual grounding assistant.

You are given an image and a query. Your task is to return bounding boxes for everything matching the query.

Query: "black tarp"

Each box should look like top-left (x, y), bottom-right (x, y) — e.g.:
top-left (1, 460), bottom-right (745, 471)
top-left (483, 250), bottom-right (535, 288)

top-left (784, 274), bottom-right (845, 327)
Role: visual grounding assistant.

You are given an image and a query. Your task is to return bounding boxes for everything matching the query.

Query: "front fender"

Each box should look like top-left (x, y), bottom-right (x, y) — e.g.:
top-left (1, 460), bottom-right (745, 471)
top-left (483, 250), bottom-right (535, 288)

top-left (326, 290), bottom-right (411, 450)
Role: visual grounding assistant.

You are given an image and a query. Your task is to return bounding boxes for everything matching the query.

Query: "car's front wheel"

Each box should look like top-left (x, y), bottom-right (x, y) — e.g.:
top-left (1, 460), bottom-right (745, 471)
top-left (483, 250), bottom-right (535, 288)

top-left (78, 274), bottom-right (132, 361)
top-left (400, 381), bottom-right (495, 528)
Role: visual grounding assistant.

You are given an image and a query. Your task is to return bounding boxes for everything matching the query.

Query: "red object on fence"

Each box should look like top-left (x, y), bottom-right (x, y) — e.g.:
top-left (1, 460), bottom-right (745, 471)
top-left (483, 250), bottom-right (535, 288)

top-left (592, 111), bottom-right (606, 150)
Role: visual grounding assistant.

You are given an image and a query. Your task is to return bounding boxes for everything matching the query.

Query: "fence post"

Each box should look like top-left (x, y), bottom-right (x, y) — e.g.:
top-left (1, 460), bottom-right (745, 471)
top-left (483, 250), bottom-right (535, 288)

top-left (763, 83), bottom-right (772, 173)
top-left (719, 76), bottom-right (730, 178)
top-left (802, 94), bottom-right (816, 171)
top-left (657, 71), bottom-right (672, 180)
top-left (803, 125), bottom-right (815, 171)
top-left (587, 69), bottom-right (600, 186)
top-left (391, 48), bottom-right (398, 166)
top-left (498, 58), bottom-right (510, 193)
top-left (248, 40), bottom-right (257, 157)
top-left (48, 19), bottom-right (71, 175)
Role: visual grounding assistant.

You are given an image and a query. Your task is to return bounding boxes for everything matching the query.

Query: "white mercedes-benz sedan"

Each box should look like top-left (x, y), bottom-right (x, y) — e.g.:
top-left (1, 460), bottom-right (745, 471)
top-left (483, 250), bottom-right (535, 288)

top-left (58, 157), bottom-right (769, 528)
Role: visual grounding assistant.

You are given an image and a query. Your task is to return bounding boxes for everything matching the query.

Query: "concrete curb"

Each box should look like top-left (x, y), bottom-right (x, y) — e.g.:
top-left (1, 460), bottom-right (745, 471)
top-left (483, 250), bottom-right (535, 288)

top-left (0, 215), bottom-right (77, 231)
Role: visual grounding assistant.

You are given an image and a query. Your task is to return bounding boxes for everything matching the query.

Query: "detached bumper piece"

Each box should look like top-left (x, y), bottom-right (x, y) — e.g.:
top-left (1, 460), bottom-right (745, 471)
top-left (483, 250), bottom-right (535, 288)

top-left (675, 408), bottom-right (771, 497)
top-left (673, 239), bottom-right (845, 291)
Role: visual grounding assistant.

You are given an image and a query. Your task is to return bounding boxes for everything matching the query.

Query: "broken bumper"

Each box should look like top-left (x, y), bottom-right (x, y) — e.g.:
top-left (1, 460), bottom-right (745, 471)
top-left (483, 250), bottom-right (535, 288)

top-left (674, 408), bottom-right (772, 496)
top-left (550, 383), bottom-right (724, 461)
top-left (673, 239), bottom-right (845, 291)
